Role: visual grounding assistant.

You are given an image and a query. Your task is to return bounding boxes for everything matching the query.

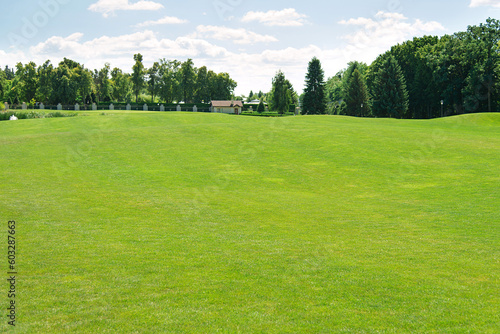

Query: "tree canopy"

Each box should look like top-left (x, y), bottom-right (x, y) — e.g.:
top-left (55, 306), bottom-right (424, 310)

top-left (324, 18), bottom-right (500, 118)
top-left (1, 18), bottom-right (499, 118)
top-left (270, 70), bottom-right (296, 114)
top-left (1, 56), bottom-right (237, 105)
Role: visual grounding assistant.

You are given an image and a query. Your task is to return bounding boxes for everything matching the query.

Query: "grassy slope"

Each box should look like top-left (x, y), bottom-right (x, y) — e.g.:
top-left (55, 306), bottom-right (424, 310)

top-left (0, 112), bottom-right (499, 333)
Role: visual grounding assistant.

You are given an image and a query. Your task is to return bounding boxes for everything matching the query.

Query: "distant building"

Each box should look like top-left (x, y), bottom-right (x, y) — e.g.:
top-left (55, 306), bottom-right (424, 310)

top-left (244, 99), bottom-right (268, 112)
top-left (246, 99), bottom-right (265, 105)
top-left (210, 101), bottom-right (243, 115)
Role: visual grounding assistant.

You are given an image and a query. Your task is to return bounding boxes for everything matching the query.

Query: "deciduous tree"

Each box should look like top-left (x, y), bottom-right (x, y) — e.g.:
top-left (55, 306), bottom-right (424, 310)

top-left (94, 63), bottom-right (112, 103)
top-left (148, 62), bottom-right (160, 103)
top-left (463, 18), bottom-right (500, 112)
top-left (15, 61), bottom-right (38, 103)
top-left (270, 70), bottom-right (291, 114)
top-left (180, 59), bottom-right (196, 103)
top-left (194, 66), bottom-right (209, 103)
top-left (111, 68), bottom-right (132, 103)
top-left (132, 53), bottom-right (145, 103)
top-left (158, 59), bottom-right (181, 104)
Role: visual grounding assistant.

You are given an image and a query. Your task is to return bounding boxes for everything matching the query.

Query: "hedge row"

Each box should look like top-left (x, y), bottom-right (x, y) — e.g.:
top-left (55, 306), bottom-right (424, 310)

top-left (0, 111), bottom-right (78, 121)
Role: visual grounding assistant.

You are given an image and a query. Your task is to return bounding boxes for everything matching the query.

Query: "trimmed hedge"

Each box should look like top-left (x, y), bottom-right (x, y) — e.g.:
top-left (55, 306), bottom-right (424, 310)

top-left (241, 111), bottom-right (295, 117)
top-left (0, 111), bottom-right (78, 121)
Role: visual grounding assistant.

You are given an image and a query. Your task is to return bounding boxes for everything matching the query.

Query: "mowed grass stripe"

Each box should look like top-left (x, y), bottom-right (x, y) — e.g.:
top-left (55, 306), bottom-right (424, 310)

top-left (0, 112), bottom-right (499, 333)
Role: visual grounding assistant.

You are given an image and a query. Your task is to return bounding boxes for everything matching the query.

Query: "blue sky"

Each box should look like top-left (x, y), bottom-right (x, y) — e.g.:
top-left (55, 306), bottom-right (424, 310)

top-left (1, 0), bottom-right (498, 95)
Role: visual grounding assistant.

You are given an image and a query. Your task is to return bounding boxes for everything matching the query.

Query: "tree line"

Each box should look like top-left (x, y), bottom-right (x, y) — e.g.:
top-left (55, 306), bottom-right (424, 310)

top-left (2, 18), bottom-right (498, 118)
top-left (271, 18), bottom-right (499, 118)
top-left (0, 54), bottom-right (237, 106)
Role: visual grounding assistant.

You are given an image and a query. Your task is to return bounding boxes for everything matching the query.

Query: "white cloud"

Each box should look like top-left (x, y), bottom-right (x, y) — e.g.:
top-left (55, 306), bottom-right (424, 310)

top-left (0, 49), bottom-right (29, 67)
top-left (10, 10), bottom-right (446, 97)
top-left (192, 25), bottom-right (278, 45)
top-left (134, 16), bottom-right (189, 28)
top-left (88, 0), bottom-right (164, 17)
top-left (339, 11), bottom-right (445, 63)
top-left (22, 30), bottom-right (324, 95)
top-left (241, 8), bottom-right (308, 27)
top-left (469, 0), bottom-right (500, 7)
top-left (29, 33), bottom-right (86, 57)
top-left (28, 31), bottom-right (229, 67)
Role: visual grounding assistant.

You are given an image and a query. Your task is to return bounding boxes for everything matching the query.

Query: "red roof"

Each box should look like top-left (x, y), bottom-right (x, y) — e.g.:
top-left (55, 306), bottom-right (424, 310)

top-left (211, 100), bottom-right (243, 108)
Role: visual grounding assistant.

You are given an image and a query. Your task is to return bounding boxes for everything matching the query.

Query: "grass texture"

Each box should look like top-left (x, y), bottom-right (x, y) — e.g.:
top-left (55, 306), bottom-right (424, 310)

top-left (0, 112), bottom-right (499, 333)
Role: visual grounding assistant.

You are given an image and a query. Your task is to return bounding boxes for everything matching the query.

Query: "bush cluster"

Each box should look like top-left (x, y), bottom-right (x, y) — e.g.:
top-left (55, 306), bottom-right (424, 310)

top-left (0, 111), bottom-right (78, 121)
top-left (241, 111), bottom-right (295, 117)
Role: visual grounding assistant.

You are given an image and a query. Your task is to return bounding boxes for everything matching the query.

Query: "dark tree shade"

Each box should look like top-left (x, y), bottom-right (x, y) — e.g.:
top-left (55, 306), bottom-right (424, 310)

top-left (345, 69), bottom-right (370, 117)
top-left (372, 56), bottom-right (409, 118)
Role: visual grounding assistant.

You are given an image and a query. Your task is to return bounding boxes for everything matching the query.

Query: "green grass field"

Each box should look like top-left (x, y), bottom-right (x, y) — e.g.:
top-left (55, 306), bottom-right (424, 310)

top-left (1, 111), bottom-right (499, 333)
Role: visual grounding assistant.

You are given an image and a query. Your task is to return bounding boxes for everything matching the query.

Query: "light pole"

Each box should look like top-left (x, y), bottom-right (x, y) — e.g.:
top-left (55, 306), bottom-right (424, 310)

top-left (441, 100), bottom-right (444, 118)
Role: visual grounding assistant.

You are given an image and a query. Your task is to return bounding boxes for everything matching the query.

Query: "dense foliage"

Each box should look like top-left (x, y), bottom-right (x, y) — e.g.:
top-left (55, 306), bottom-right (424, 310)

top-left (1, 55), bottom-right (237, 105)
top-left (303, 57), bottom-right (327, 115)
top-left (325, 18), bottom-right (500, 118)
top-left (1, 18), bottom-right (498, 118)
top-left (269, 70), bottom-right (297, 115)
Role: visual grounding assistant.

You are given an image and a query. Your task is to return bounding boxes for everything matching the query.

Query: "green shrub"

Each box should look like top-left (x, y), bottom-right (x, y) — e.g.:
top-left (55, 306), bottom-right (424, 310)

top-left (0, 111), bottom-right (78, 121)
top-left (46, 111), bottom-right (77, 118)
top-left (257, 101), bottom-right (265, 113)
top-left (241, 111), bottom-right (294, 117)
top-left (0, 112), bottom-right (14, 121)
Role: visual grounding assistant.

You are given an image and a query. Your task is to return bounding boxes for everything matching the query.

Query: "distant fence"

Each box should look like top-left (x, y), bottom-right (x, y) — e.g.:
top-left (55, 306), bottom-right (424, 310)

top-left (3, 103), bottom-right (212, 113)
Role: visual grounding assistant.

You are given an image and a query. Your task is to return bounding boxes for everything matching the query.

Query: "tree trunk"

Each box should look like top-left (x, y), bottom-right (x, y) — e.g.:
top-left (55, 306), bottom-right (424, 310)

top-left (488, 85), bottom-right (491, 112)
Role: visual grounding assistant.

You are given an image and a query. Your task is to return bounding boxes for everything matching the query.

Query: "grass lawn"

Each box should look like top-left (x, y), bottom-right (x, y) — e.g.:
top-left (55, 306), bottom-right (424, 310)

top-left (0, 111), bottom-right (499, 333)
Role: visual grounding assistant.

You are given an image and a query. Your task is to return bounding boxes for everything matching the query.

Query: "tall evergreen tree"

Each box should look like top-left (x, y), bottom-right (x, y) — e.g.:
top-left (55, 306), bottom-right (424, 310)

top-left (257, 100), bottom-right (265, 113)
top-left (343, 61), bottom-right (369, 88)
top-left (247, 90), bottom-right (254, 102)
top-left (389, 36), bottom-right (440, 118)
top-left (372, 56), bottom-right (409, 118)
top-left (340, 61), bottom-right (369, 115)
top-left (303, 57), bottom-right (326, 115)
top-left (345, 69), bottom-right (370, 117)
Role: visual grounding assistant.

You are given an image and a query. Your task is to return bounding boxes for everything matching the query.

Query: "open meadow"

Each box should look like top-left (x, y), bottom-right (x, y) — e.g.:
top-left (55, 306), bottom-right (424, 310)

top-left (1, 111), bottom-right (499, 332)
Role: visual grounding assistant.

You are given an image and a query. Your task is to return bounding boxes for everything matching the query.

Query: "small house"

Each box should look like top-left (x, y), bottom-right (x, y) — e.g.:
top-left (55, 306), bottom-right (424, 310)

top-left (211, 101), bottom-right (243, 115)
